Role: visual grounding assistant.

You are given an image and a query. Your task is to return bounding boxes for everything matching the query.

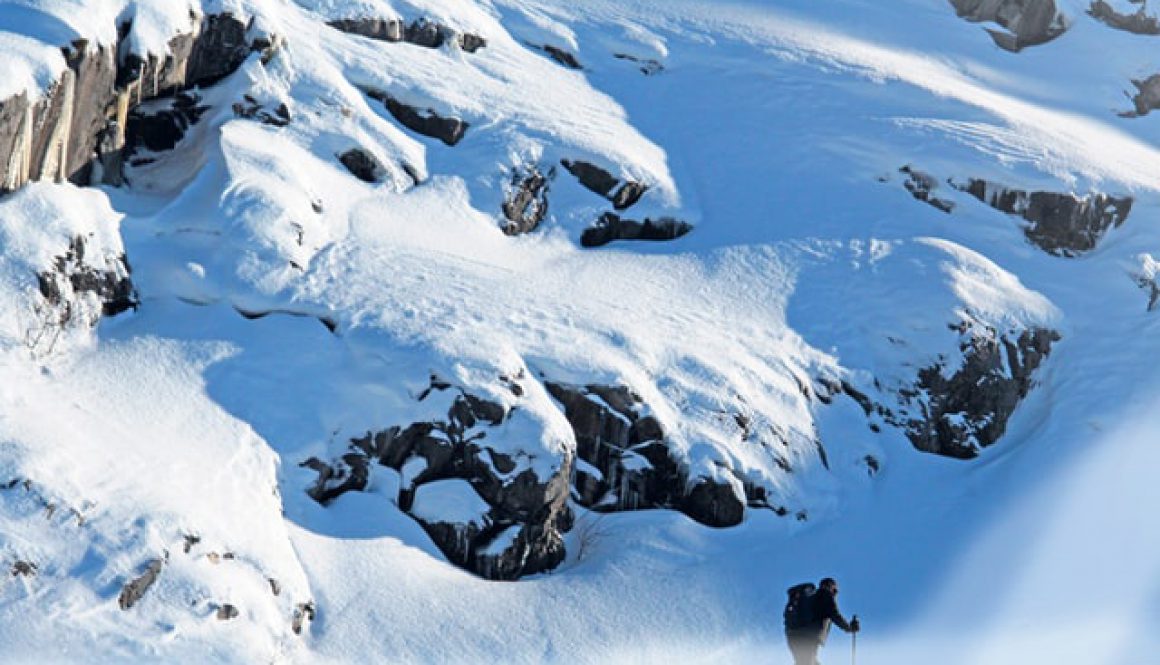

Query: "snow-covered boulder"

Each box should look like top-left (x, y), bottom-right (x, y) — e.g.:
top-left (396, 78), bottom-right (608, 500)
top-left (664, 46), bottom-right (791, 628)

top-left (0, 184), bottom-right (135, 355)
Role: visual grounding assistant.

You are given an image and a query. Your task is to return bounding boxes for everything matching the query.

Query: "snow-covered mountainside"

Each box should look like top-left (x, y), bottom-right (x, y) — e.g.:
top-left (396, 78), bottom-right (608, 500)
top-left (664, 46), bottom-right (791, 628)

top-left (1, 0), bottom-right (1159, 662)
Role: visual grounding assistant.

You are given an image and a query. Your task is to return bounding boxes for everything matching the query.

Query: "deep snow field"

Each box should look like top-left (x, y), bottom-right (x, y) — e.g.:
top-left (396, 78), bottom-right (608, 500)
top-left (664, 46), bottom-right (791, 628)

top-left (1, 0), bottom-right (1160, 663)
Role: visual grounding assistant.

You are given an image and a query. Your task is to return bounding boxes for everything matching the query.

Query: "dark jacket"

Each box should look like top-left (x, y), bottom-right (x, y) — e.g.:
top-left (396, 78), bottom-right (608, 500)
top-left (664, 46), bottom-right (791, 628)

top-left (810, 587), bottom-right (853, 645)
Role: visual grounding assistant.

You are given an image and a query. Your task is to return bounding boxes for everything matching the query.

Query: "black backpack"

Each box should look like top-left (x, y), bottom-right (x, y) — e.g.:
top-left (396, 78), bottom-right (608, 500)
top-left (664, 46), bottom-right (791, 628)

top-left (784, 582), bottom-right (817, 630)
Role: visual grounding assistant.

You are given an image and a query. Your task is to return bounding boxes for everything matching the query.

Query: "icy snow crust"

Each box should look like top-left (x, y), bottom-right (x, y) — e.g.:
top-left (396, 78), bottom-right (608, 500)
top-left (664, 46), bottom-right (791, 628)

top-left (1, 0), bottom-right (1159, 662)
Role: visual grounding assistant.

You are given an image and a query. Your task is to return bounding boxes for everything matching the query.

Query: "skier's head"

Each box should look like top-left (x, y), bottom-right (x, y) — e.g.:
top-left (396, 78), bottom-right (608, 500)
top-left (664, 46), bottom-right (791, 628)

top-left (819, 577), bottom-right (838, 595)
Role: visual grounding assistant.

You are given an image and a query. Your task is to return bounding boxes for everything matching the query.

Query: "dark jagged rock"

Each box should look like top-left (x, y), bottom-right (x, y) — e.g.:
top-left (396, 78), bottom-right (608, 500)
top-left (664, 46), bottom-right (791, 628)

top-left (545, 381), bottom-right (745, 527)
top-left (580, 212), bottom-right (692, 248)
top-left (232, 96), bottom-right (291, 127)
top-left (337, 148), bottom-right (388, 183)
top-left (1088, 1), bottom-right (1160, 34)
top-left (501, 165), bottom-right (553, 235)
top-left (292, 602), bottom-right (315, 635)
top-left (560, 159), bottom-right (648, 210)
top-left (899, 165), bottom-right (955, 213)
top-left (887, 321), bottom-right (1059, 458)
top-left (682, 476), bottom-right (745, 528)
top-left (956, 178), bottom-right (1132, 256)
top-left (949, 0), bottom-right (1069, 51)
top-left (540, 44), bottom-right (582, 69)
top-left (329, 17), bottom-right (486, 52)
top-left (124, 93), bottom-right (209, 156)
top-left (1123, 74), bottom-right (1160, 117)
top-left (300, 454), bottom-right (369, 504)
top-left (309, 378), bottom-right (570, 580)
top-left (118, 558), bottom-right (164, 610)
top-left (36, 235), bottom-right (137, 327)
top-left (216, 604), bottom-right (240, 620)
top-left (364, 89), bottom-right (468, 146)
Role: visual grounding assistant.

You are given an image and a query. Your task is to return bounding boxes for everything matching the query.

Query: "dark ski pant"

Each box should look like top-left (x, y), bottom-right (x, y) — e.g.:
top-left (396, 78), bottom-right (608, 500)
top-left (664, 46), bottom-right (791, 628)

top-left (786, 632), bottom-right (820, 665)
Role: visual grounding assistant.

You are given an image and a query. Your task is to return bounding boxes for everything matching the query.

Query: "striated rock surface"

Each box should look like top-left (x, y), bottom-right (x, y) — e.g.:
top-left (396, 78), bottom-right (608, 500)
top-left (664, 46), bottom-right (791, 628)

top-left (0, 12), bottom-right (263, 193)
top-left (949, 0), bottom-right (1069, 51)
top-left (956, 178), bottom-right (1132, 256)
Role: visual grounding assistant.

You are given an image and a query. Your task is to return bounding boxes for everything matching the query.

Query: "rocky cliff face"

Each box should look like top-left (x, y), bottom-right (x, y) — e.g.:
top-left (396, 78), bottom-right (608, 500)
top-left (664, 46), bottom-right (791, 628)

top-left (950, 0), bottom-right (1069, 51)
top-left (1088, 1), bottom-right (1160, 34)
top-left (0, 12), bottom-right (264, 193)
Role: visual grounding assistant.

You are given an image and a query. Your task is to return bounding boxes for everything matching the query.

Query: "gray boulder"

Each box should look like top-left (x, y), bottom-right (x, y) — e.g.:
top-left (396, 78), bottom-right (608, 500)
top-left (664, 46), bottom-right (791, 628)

top-left (1088, 1), bottom-right (1160, 34)
top-left (949, 0), bottom-right (1069, 51)
top-left (501, 164), bottom-right (553, 235)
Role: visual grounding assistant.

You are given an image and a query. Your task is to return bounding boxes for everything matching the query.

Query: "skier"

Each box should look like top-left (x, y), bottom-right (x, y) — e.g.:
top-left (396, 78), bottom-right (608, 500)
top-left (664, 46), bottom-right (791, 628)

top-left (784, 577), bottom-right (860, 665)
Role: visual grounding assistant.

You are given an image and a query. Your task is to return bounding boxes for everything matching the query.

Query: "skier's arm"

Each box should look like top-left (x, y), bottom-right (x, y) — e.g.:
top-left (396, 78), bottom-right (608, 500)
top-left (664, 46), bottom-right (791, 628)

top-left (820, 594), bottom-right (854, 632)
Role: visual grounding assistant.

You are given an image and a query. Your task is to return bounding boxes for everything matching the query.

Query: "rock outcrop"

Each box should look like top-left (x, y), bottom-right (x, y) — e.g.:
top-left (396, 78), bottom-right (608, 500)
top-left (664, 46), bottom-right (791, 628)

top-left (501, 164), bottom-right (553, 235)
top-left (337, 148), bottom-right (388, 184)
top-left (302, 377), bottom-right (571, 580)
top-left (28, 234), bottom-right (137, 354)
top-left (118, 558), bottom-right (164, 610)
top-left (328, 17), bottom-right (486, 52)
top-left (545, 382), bottom-right (746, 527)
top-left (364, 89), bottom-right (468, 146)
top-left (561, 159), bottom-right (647, 210)
top-left (1122, 74), bottom-right (1160, 117)
top-left (900, 165), bottom-right (955, 213)
top-left (1088, 1), bottom-right (1160, 34)
top-left (956, 179), bottom-right (1132, 256)
top-left (885, 320), bottom-right (1059, 458)
top-left (0, 12), bottom-right (265, 193)
top-left (580, 212), bottom-right (693, 248)
top-left (949, 0), bottom-right (1069, 51)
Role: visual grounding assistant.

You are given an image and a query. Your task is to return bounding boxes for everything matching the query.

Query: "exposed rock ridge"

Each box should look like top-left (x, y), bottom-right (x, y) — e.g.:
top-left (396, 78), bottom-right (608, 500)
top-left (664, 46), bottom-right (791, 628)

top-left (328, 17), bottom-right (486, 52)
top-left (955, 178), bottom-right (1132, 256)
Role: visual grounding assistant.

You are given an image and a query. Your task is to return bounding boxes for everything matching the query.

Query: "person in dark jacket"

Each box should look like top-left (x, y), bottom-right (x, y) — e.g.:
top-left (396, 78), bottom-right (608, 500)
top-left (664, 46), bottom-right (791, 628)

top-left (786, 577), bottom-right (860, 665)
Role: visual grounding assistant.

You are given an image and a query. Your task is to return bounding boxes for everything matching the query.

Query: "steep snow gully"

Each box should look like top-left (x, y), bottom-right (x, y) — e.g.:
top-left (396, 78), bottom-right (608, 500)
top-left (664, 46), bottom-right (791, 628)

top-left (0, 0), bottom-right (1159, 662)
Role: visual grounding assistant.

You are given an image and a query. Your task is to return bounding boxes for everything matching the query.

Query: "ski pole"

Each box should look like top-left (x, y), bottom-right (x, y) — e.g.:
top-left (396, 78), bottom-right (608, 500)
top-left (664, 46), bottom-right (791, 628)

top-left (851, 614), bottom-right (858, 665)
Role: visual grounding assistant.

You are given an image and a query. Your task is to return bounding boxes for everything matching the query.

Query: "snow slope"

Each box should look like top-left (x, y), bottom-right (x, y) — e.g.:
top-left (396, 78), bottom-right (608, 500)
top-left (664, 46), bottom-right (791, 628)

top-left (1, 0), bottom-right (1159, 662)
